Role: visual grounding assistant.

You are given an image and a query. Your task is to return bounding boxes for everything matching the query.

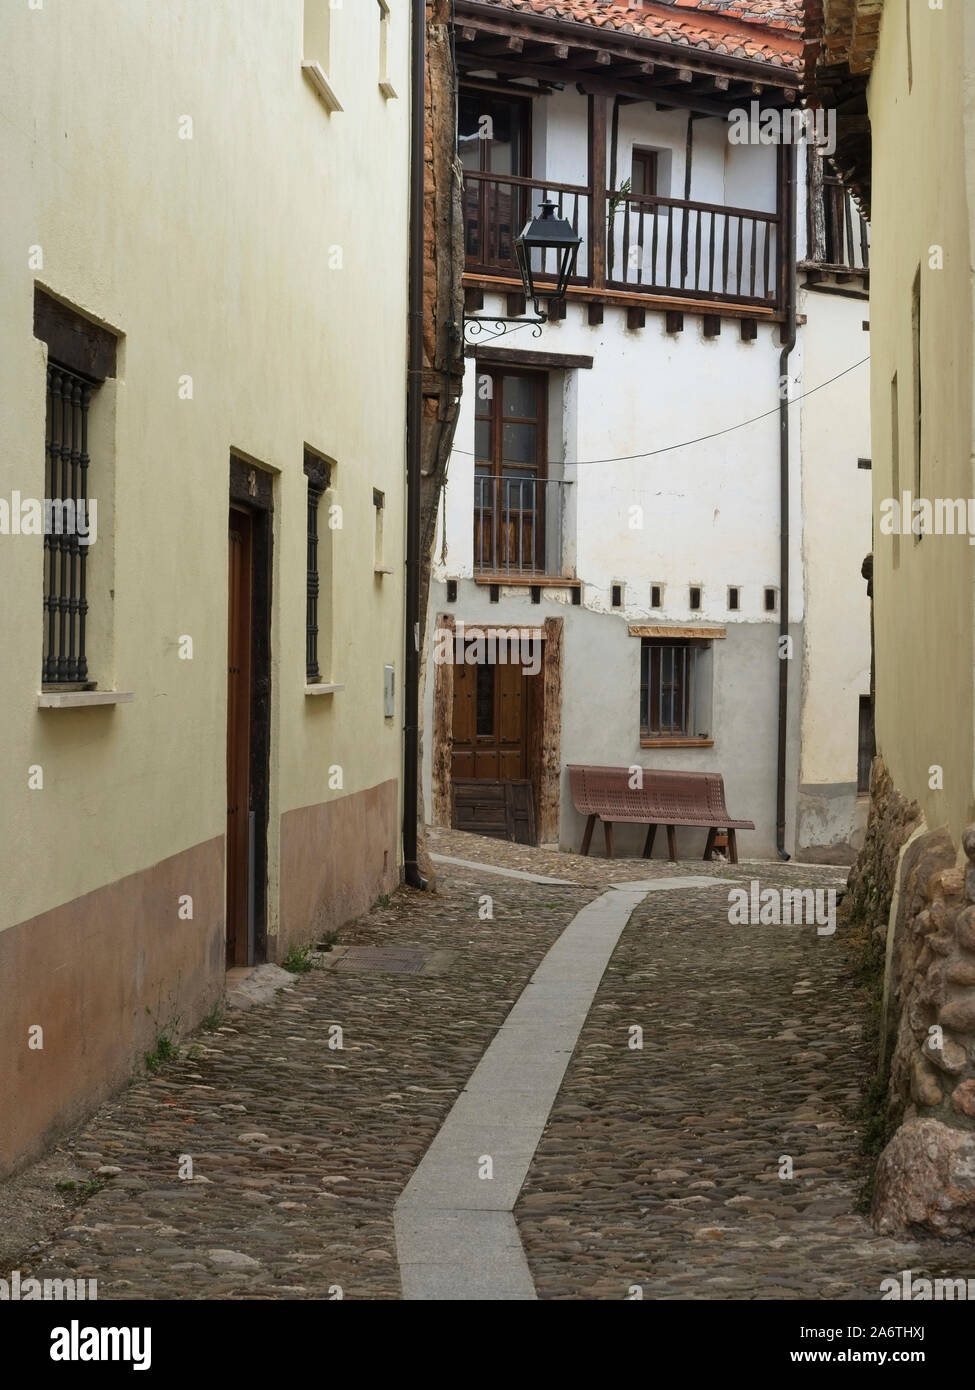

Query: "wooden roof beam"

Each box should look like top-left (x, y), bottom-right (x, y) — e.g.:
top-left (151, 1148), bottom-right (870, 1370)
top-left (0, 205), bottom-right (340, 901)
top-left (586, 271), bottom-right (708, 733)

top-left (476, 36), bottom-right (524, 57)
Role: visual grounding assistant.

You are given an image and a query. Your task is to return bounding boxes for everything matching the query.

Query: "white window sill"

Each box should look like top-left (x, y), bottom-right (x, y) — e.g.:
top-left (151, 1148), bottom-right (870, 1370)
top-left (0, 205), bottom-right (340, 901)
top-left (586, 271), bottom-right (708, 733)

top-left (305, 682), bottom-right (344, 696)
top-left (375, 566), bottom-right (394, 576)
top-left (37, 690), bottom-right (135, 709)
top-left (302, 62), bottom-right (342, 113)
top-left (379, 80), bottom-right (398, 100)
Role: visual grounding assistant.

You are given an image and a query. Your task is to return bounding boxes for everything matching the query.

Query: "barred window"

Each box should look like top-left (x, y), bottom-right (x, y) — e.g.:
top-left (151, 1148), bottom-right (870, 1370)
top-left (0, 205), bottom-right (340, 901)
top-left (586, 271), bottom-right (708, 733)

top-left (304, 450), bottom-right (330, 682)
top-left (640, 639), bottom-right (711, 740)
top-left (43, 363), bottom-right (94, 685)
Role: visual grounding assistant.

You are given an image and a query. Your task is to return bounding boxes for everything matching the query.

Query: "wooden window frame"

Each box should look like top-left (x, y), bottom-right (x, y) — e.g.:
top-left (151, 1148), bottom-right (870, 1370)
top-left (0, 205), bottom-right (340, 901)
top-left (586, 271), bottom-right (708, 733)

top-left (631, 147), bottom-right (659, 201)
top-left (460, 87), bottom-right (533, 276)
top-left (640, 638), bottom-right (712, 744)
top-left (473, 367), bottom-right (548, 575)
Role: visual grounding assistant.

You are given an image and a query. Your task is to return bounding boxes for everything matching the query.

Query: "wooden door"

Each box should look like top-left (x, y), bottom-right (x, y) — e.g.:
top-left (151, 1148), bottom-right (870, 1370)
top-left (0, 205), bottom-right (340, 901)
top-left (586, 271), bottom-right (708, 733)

top-left (458, 91), bottom-right (530, 273)
top-left (226, 507), bottom-right (253, 968)
top-left (451, 650), bottom-right (527, 782)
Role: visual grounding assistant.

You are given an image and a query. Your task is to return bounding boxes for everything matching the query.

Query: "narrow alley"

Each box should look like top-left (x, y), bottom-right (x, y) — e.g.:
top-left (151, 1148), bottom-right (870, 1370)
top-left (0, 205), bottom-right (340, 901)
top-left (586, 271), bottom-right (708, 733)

top-left (9, 831), bottom-right (969, 1302)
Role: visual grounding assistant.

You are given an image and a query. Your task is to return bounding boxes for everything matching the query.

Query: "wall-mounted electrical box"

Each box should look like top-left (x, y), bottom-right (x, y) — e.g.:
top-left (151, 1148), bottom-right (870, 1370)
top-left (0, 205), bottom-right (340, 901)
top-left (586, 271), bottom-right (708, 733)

top-left (383, 664), bottom-right (395, 718)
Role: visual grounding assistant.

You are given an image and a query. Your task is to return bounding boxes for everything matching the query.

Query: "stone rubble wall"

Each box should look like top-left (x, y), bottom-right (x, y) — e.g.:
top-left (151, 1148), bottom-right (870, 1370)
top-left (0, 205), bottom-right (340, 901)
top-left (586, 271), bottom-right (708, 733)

top-left (851, 758), bottom-right (975, 1235)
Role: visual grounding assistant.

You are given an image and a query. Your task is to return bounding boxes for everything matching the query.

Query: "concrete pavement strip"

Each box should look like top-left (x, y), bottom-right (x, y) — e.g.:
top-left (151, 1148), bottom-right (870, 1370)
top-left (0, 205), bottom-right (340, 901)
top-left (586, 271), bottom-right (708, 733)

top-left (394, 883), bottom-right (649, 1300)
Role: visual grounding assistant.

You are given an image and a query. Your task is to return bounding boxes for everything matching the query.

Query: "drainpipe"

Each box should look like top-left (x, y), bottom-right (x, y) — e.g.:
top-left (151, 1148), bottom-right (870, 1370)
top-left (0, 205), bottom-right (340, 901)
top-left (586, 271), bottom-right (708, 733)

top-left (403, 0), bottom-right (428, 890)
top-left (776, 141), bottom-right (798, 861)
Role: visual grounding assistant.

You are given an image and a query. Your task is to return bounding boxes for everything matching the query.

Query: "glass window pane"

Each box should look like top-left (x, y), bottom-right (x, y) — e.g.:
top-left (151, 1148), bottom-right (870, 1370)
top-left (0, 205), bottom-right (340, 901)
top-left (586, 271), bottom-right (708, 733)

top-left (476, 663), bottom-right (494, 736)
top-left (475, 465), bottom-right (493, 511)
top-left (475, 419), bottom-right (491, 463)
top-left (502, 421), bottom-right (536, 465)
top-left (502, 375), bottom-right (537, 419)
top-left (502, 471), bottom-right (535, 510)
top-left (486, 100), bottom-right (524, 177)
top-left (458, 94), bottom-right (485, 171)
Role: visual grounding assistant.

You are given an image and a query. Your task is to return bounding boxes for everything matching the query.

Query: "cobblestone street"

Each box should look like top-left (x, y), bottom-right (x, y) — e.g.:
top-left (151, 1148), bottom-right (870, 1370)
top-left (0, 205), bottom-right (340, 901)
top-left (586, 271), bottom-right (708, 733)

top-left (11, 830), bottom-right (975, 1299)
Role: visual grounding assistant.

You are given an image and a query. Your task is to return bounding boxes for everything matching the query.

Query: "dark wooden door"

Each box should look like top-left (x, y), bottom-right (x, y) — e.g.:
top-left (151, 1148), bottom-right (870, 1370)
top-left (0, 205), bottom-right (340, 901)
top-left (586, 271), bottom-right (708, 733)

top-left (450, 643), bottom-right (540, 845)
top-left (452, 778), bottom-right (536, 844)
top-left (451, 651), bottom-right (528, 781)
top-left (226, 507), bottom-right (253, 968)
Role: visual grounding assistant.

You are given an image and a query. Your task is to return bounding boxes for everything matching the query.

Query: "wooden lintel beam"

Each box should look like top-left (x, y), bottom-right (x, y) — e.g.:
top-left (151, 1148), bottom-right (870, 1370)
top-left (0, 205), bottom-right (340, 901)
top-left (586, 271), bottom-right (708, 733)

top-left (581, 75), bottom-right (735, 119)
top-left (460, 55), bottom-right (570, 85)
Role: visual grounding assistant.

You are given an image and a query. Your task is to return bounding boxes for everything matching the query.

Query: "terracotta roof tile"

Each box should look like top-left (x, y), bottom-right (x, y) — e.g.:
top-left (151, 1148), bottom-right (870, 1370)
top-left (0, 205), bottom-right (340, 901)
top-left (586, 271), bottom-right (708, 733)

top-left (470, 0), bottom-right (802, 69)
top-left (670, 0), bottom-right (802, 33)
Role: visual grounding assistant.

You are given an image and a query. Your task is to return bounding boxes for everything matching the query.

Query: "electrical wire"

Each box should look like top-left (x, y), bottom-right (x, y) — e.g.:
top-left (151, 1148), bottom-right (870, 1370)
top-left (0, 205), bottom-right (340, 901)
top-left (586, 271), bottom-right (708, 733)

top-left (450, 353), bottom-right (870, 467)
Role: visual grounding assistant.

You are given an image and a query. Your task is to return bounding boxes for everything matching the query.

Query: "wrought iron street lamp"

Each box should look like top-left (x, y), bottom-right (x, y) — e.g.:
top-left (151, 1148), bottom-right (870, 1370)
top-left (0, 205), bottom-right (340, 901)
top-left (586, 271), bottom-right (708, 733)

top-left (515, 198), bottom-right (582, 319)
top-left (465, 196), bottom-right (584, 340)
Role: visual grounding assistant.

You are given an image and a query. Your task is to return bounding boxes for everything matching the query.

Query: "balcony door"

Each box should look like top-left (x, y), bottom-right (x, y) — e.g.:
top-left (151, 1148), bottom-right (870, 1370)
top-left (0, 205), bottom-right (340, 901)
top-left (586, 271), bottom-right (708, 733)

top-left (459, 90), bottom-right (531, 274)
top-left (474, 369), bottom-right (547, 575)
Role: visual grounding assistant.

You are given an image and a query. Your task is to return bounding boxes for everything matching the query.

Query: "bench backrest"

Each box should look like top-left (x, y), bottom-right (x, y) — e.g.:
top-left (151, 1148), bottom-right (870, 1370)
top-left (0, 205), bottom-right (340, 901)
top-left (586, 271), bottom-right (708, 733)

top-left (568, 764), bottom-right (733, 822)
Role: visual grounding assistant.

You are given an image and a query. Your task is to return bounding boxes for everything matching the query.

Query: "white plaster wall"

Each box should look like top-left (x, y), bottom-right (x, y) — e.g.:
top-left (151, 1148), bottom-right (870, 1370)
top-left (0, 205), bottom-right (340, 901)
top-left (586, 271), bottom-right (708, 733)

top-left (443, 302), bottom-right (804, 632)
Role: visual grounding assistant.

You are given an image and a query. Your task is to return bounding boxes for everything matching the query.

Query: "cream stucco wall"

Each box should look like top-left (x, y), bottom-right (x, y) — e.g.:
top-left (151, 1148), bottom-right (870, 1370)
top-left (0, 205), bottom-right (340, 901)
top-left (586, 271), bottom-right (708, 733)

top-left (0, 0), bottom-right (410, 938)
top-left (798, 285), bottom-right (872, 786)
top-left (867, 0), bottom-right (975, 842)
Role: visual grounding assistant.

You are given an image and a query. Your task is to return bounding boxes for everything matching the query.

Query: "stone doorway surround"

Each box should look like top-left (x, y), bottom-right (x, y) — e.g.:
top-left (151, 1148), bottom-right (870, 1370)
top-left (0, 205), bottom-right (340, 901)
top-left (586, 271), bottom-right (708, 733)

top-left (432, 614), bottom-right (563, 844)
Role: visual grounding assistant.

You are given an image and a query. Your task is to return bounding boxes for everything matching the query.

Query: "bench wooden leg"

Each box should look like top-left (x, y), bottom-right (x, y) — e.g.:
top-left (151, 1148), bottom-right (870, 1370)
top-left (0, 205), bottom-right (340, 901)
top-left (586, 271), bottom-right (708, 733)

top-left (580, 814), bottom-right (596, 857)
top-left (604, 820), bottom-right (615, 859)
top-left (727, 828), bottom-right (738, 864)
top-left (666, 825), bottom-right (677, 861)
top-left (643, 823), bottom-right (657, 859)
top-left (703, 827), bottom-right (717, 861)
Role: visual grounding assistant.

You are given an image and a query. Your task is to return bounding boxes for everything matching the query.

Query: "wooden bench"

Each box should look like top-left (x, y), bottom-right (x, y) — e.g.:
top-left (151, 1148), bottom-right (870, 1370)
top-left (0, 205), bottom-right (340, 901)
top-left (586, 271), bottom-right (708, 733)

top-left (568, 764), bottom-right (755, 862)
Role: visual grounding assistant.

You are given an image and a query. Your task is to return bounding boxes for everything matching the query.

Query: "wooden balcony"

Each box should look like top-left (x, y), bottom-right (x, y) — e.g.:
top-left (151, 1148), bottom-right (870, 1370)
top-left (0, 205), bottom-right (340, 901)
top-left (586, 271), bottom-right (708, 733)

top-left (805, 170), bottom-right (869, 277)
top-left (463, 170), bottom-right (783, 313)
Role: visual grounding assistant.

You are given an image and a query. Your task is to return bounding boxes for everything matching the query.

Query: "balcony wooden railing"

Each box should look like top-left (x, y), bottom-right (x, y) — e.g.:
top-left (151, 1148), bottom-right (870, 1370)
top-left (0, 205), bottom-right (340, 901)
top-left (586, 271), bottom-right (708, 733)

top-left (464, 170), bottom-right (590, 282)
top-left (463, 170), bottom-right (782, 308)
top-left (474, 474), bottom-right (570, 577)
top-left (607, 192), bottom-right (778, 306)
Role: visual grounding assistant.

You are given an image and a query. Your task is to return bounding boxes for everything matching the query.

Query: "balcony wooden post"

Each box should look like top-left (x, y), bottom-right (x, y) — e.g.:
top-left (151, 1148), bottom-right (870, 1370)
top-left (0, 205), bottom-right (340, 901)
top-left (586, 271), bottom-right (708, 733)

top-left (808, 146), bottom-right (826, 263)
top-left (589, 94), bottom-right (608, 290)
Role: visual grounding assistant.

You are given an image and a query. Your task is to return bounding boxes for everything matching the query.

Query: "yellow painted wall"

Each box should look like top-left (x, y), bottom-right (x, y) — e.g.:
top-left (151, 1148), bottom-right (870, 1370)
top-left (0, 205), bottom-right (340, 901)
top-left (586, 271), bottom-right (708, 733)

top-left (799, 287), bottom-right (872, 787)
top-left (0, 1), bottom-right (409, 940)
top-left (867, 0), bottom-right (975, 841)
